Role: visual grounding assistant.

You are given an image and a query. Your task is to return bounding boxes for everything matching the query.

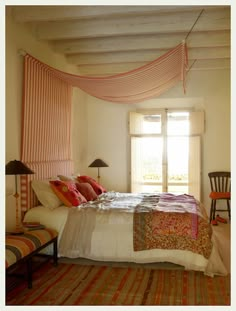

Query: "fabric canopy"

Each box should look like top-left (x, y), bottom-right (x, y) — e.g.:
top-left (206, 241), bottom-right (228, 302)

top-left (24, 41), bottom-right (188, 104)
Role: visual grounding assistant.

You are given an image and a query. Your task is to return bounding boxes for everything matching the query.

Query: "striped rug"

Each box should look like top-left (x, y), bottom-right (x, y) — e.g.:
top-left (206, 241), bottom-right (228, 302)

top-left (6, 262), bottom-right (230, 306)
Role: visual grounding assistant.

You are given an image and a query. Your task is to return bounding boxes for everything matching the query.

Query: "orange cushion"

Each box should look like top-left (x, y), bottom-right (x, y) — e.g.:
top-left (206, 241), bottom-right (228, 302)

top-left (50, 180), bottom-right (87, 207)
top-left (209, 191), bottom-right (230, 199)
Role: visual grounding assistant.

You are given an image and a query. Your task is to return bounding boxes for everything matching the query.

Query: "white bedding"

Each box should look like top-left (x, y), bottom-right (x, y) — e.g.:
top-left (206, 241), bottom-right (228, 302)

top-left (23, 205), bottom-right (69, 243)
top-left (23, 192), bottom-right (228, 277)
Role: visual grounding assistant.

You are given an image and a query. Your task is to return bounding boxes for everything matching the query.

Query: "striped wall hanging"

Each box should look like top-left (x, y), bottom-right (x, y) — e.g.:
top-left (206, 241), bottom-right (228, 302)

top-left (20, 55), bottom-right (74, 212)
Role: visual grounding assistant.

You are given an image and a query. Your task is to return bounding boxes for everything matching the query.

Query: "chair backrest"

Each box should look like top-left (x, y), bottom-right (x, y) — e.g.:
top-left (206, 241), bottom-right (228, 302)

top-left (208, 171), bottom-right (231, 193)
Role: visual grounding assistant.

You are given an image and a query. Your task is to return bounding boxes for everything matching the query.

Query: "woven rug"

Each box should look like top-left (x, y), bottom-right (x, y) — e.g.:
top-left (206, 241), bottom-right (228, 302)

top-left (6, 262), bottom-right (230, 306)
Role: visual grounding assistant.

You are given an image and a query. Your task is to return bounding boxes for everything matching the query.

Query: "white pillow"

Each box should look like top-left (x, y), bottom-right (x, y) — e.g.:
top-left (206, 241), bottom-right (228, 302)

top-left (31, 179), bottom-right (63, 209)
top-left (57, 174), bottom-right (78, 181)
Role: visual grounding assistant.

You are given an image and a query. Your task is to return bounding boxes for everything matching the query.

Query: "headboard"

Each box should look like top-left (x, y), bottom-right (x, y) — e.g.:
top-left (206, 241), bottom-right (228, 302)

top-left (20, 54), bottom-right (74, 213)
top-left (20, 160), bottom-right (74, 213)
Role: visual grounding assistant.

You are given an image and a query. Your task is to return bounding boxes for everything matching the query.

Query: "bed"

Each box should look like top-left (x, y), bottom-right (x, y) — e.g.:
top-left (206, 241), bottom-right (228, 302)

top-left (23, 178), bottom-right (228, 277)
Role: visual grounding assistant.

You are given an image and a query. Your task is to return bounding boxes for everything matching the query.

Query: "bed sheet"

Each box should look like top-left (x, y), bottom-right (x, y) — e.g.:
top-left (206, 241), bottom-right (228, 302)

top-left (23, 205), bottom-right (69, 243)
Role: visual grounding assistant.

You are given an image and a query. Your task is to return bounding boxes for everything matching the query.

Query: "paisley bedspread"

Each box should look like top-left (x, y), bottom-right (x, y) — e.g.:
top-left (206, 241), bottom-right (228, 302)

top-left (133, 193), bottom-right (213, 259)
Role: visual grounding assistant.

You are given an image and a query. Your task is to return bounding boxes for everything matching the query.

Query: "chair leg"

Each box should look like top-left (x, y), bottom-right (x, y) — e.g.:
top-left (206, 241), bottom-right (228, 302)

top-left (53, 238), bottom-right (58, 267)
top-left (213, 200), bottom-right (216, 221)
top-left (210, 200), bottom-right (214, 223)
top-left (26, 257), bottom-right (33, 289)
top-left (227, 199), bottom-right (231, 220)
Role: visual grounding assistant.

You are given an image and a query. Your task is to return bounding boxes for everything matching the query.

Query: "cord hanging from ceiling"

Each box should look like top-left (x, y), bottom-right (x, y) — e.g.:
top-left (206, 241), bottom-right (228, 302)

top-left (185, 9), bottom-right (204, 41)
top-left (185, 9), bottom-right (204, 71)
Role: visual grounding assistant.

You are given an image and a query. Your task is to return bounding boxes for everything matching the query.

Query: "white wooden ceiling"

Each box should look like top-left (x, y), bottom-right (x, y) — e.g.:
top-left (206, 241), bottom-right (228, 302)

top-left (10, 5), bottom-right (230, 76)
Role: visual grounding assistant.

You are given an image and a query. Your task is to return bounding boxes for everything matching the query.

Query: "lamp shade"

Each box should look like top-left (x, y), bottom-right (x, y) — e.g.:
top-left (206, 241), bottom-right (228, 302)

top-left (88, 159), bottom-right (108, 168)
top-left (5, 160), bottom-right (34, 175)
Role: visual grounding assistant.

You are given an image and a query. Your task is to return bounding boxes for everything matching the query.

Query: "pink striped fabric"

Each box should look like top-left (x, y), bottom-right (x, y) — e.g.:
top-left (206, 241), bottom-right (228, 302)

top-left (23, 41), bottom-right (188, 104)
top-left (21, 55), bottom-right (74, 212)
top-left (20, 42), bottom-right (187, 211)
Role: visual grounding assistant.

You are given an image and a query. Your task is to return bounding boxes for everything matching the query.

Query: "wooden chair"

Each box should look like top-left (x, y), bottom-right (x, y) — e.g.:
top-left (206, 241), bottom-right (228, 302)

top-left (208, 171), bottom-right (231, 223)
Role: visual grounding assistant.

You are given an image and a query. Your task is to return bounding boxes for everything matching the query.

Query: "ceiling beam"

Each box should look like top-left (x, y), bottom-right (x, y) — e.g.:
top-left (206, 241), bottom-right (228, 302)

top-left (189, 58), bottom-right (230, 70)
top-left (12, 5), bottom-right (226, 22)
top-left (66, 47), bottom-right (230, 66)
top-left (52, 31), bottom-right (230, 54)
top-left (76, 58), bottom-right (230, 76)
top-left (9, 5), bottom-right (230, 77)
top-left (33, 9), bottom-right (229, 41)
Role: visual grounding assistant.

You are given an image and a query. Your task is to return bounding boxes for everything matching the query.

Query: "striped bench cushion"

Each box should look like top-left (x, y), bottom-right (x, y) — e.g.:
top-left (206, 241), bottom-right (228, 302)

top-left (5, 228), bottom-right (58, 268)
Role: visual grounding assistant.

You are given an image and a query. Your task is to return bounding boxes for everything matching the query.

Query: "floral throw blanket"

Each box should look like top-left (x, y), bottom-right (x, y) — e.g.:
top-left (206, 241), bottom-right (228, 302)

top-left (133, 193), bottom-right (213, 259)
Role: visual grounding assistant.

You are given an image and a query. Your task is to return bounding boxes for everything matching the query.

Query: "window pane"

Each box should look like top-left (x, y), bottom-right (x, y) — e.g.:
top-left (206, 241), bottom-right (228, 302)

top-left (167, 112), bottom-right (189, 135)
top-left (143, 114), bottom-right (162, 134)
top-left (142, 137), bottom-right (163, 183)
top-left (167, 137), bottom-right (189, 187)
top-left (139, 185), bottom-right (163, 193)
top-left (168, 185), bottom-right (189, 195)
top-left (131, 137), bottom-right (163, 192)
top-left (129, 112), bottom-right (162, 135)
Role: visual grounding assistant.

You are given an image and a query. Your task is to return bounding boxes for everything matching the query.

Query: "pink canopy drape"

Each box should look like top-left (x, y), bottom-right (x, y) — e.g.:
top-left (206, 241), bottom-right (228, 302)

top-left (24, 41), bottom-right (188, 104)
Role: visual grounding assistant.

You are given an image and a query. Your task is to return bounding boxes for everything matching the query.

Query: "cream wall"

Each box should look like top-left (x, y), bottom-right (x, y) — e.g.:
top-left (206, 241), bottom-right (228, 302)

top-left (81, 69), bottom-right (230, 215)
top-left (5, 8), bottom-right (85, 230)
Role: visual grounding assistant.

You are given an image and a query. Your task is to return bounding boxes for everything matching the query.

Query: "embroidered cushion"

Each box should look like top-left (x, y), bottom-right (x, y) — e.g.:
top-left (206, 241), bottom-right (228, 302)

top-left (77, 175), bottom-right (106, 195)
top-left (50, 180), bottom-right (87, 207)
top-left (76, 182), bottom-right (98, 201)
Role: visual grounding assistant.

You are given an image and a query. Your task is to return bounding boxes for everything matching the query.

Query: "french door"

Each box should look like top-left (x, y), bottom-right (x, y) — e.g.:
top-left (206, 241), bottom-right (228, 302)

top-left (130, 109), bottom-right (202, 200)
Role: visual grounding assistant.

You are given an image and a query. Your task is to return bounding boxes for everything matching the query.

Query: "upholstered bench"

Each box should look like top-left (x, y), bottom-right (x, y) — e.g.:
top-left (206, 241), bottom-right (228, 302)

top-left (6, 228), bottom-right (58, 289)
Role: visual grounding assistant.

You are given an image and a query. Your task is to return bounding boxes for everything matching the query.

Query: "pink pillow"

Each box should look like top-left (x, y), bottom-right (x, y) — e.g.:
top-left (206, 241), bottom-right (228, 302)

top-left (50, 180), bottom-right (87, 207)
top-left (76, 182), bottom-right (98, 201)
top-left (77, 175), bottom-right (106, 195)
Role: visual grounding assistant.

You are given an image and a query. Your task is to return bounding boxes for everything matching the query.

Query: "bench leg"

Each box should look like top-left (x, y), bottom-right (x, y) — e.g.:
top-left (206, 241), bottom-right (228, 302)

top-left (26, 257), bottom-right (33, 289)
top-left (53, 238), bottom-right (58, 267)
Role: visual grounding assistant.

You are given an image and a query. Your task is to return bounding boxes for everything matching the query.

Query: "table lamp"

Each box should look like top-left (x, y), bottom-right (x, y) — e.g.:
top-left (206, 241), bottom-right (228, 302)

top-left (6, 160), bottom-right (34, 234)
top-left (88, 158), bottom-right (108, 183)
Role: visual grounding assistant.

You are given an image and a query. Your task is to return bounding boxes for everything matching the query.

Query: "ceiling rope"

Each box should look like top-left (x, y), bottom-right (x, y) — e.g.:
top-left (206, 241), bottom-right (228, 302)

top-left (185, 9), bottom-right (204, 41)
top-left (185, 9), bottom-right (204, 72)
top-left (187, 59), bottom-right (197, 72)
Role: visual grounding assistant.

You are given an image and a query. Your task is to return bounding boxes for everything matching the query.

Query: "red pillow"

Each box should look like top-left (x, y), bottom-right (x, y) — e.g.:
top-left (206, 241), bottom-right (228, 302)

top-left (50, 180), bottom-right (87, 207)
top-left (76, 182), bottom-right (98, 201)
top-left (77, 176), bottom-right (106, 195)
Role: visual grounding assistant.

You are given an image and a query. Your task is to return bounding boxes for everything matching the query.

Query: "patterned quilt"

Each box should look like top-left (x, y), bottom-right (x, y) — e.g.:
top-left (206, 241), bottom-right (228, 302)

top-left (133, 193), bottom-right (213, 259)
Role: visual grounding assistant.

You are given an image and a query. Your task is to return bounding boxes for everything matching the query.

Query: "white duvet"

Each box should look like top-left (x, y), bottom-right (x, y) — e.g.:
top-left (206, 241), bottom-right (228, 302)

top-left (23, 192), bottom-right (228, 277)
